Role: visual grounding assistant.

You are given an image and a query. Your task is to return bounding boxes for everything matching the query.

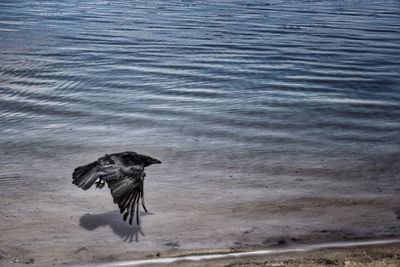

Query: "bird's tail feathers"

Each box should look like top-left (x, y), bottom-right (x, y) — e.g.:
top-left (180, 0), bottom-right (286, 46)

top-left (72, 162), bottom-right (99, 190)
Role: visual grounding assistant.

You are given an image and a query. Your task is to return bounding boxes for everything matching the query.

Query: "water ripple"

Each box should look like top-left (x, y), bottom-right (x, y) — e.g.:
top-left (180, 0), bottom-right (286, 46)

top-left (0, 0), bottom-right (399, 149)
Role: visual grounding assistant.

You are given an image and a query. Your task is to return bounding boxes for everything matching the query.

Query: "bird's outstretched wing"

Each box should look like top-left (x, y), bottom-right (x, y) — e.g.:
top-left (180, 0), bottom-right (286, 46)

top-left (107, 170), bottom-right (146, 225)
top-left (72, 153), bottom-right (147, 224)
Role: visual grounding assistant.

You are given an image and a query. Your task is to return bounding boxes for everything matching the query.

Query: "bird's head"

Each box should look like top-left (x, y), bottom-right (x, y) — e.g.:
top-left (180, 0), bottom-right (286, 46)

top-left (140, 155), bottom-right (162, 167)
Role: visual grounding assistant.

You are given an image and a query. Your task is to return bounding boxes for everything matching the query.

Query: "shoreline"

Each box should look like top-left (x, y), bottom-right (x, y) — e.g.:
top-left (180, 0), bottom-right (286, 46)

top-left (3, 237), bottom-right (400, 266)
top-left (74, 238), bottom-right (400, 267)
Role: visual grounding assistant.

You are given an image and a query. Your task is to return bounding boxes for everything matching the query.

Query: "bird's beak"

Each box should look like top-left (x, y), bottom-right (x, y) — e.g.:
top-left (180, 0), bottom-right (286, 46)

top-left (153, 159), bottom-right (162, 164)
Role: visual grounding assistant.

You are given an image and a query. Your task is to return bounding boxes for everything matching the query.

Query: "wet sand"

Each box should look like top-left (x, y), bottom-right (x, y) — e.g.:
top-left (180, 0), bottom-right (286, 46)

top-left (1, 146), bottom-right (400, 266)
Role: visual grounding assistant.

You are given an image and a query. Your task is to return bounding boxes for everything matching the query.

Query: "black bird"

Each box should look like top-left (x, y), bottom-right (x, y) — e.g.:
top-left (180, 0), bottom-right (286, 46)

top-left (72, 151), bottom-right (161, 225)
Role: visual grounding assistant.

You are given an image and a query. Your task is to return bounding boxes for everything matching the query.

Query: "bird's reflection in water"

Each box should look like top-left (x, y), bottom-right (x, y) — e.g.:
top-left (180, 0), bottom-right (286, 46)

top-left (79, 210), bottom-right (150, 242)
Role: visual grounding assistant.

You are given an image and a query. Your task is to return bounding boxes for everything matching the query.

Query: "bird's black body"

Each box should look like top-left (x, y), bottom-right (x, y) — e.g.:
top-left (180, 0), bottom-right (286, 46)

top-left (72, 151), bottom-right (161, 225)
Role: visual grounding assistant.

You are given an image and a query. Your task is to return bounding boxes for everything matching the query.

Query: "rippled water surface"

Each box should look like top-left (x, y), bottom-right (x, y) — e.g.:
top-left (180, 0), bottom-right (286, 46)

top-left (1, 0), bottom-right (400, 265)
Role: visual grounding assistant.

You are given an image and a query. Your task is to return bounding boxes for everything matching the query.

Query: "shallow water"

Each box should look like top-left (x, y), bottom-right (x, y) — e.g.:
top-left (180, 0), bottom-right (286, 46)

top-left (1, 0), bottom-right (400, 265)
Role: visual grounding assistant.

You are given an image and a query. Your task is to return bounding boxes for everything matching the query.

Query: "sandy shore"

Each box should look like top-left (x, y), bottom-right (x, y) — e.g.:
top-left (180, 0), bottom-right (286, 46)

top-left (2, 240), bottom-right (399, 266)
top-left (82, 241), bottom-right (400, 267)
top-left (165, 242), bottom-right (400, 267)
top-left (0, 242), bottom-right (400, 267)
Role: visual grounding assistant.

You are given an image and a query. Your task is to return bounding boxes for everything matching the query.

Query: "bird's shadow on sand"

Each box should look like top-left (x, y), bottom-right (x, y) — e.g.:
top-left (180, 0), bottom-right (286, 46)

top-left (79, 210), bottom-right (151, 243)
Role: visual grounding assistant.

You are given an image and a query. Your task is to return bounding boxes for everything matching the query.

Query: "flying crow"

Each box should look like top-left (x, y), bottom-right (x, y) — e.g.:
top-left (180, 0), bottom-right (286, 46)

top-left (72, 151), bottom-right (161, 225)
